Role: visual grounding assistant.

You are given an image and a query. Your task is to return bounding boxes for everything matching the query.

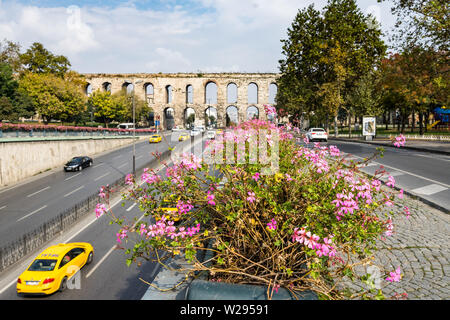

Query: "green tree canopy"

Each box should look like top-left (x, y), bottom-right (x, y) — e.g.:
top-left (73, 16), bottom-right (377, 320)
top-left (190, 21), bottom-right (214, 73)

top-left (277, 0), bottom-right (386, 128)
top-left (20, 42), bottom-right (71, 77)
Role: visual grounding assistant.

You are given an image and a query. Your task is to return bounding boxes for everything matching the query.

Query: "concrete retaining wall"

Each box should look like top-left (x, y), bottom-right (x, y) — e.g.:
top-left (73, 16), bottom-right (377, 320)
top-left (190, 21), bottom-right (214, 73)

top-left (0, 137), bottom-right (139, 187)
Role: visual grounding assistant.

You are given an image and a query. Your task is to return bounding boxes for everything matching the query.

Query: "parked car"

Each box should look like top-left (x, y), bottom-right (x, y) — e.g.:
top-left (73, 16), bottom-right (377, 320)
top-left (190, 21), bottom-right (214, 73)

top-left (190, 129), bottom-right (201, 136)
top-left (206, 130), bottom-right (215, 139)
top-left (194, 126), bottom-right (205, 132)
top-left (17, 242), bottom-right (94, 296)
top-left (306, 128), bottom-right (328, 142)
top-left (64, 156), bottom-right (93, 172)
top-left (172, 126), bottom-right (183, 132)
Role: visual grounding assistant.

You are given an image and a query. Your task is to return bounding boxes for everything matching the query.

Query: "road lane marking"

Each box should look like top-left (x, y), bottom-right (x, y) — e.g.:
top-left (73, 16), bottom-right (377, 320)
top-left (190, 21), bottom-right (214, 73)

top-left (94, 172), bottom-right (110, 181)
top-left (17, 205), bottom-right (47, 222)
top-left (118, 163), bottom-right (127, 168)
top-left (113, 155), bottom-right (123, 159)
top-left (136, 155), bottom-right (143, 160)
top-left (92, 163), bottom-right (104, 168)
top-left (26, 186), bottom-right (50, 198)
top-left (85, 245), bottom-right (117, 278)
top-left (410, 184), bottom-right (447, 195)
top-left (352, 155), bottom-right (450, 188)
top-left (126, 203), bottom-right (137, 212)
top-left (64, 172), bottom-right (82, 181)
top-left (0, 205), bottom-right (6, 210)
top-left (64, 185), bottom-right (84, 198)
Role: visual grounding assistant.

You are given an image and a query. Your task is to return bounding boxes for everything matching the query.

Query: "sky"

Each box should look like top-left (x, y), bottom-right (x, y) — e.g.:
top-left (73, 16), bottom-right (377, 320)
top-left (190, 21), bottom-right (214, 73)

top-left (0, 0), bottom-right (397, 74)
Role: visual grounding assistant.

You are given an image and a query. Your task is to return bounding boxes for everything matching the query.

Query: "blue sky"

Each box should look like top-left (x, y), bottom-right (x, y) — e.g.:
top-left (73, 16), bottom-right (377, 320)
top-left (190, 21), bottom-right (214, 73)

top-left (0, 0), bottom-right (397, 74)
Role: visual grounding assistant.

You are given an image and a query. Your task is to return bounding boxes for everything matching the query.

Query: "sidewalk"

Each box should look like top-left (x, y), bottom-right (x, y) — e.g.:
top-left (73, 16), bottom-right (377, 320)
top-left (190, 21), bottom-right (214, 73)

top-left (329, 136), bottom-right (450, 155)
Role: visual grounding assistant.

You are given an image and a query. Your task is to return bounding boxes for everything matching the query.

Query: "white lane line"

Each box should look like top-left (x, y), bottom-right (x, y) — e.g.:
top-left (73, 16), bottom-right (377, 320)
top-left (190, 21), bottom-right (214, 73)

top-left (85, 245), bottom-right (117, 279)
top-left (113, 155), bottom-right (123, 159)
top-left (118, 163), bottom-right (127, 168)
top-left (94, 172), bottom-right (110, 181)
top-left (64, 172), bottom-right (82, 181)
top-left (126, 203), bottom-right (137, 212)
top-left (92, 163), bottom-right (104, 168)
top-left (26, 186), bottom-right (50, 198)
top-left (410, 184), bottom-right (447, 195)
top-left (352, 155), bottom-right (450, 188)
top-left (17, 205), bottom-right (47, 222)
top-left (136, 155), bottom-right (143, 160)
top-left (64, 185), bottom-right (84, 198)
top-left (0, 205), bottom-right (6, 210)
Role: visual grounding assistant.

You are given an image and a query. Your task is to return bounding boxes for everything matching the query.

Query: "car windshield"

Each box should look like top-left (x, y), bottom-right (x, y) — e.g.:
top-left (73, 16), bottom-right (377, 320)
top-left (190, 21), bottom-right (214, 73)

top-left (151, 135), bottom-right (160, 138)
top-left (68, 157), bottom-right (82, 164)
top-left (312, 129), bottom-right (325, 132)
top-left (28, 259), bottom-right (57, 271)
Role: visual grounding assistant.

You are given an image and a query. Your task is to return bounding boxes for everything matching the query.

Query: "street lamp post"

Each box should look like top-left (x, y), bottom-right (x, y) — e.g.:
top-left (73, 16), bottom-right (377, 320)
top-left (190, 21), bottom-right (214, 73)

top-left (132, 80), bottom-right (143, 175)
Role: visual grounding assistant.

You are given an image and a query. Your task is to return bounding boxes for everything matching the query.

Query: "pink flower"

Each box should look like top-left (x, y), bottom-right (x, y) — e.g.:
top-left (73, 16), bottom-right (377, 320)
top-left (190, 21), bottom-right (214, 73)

top-left (116, 229), bottom-right (128, 243)
top-left (246, 191), bottom-right (256, 203)
top-left (95, 203), bottom-right (107, 218)
top-left (393, 134), bottom-right (406, 148)
top-left (125, 173), bottom-right (134, 185)
top-left (384, 217), bottom-right (394, 237)
top-left (252, 172), bottom-right (260, 182)
top-left (98, 186), bottom-right (106, 199)
top-left (404, 206), bottom-right (411, 219)
top-left (386, 267), bottom-right (402, 282)
top-left (386, 175), bottom-right (395, 188)
top-left (267, 218), bottom-right (277, 231)
top-left (398, 188), bottom-right (404, 199)
top-left (285, 174), bottom-right (293, 182)
top-left (206, 192), bottom-right (216, 206)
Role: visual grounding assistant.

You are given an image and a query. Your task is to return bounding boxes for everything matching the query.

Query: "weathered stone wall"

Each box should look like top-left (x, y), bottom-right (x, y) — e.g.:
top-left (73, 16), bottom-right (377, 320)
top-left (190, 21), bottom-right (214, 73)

top-left (0, 137), bottom-right (143, 187)
top-left (83, 73), bottom-right (280, 128)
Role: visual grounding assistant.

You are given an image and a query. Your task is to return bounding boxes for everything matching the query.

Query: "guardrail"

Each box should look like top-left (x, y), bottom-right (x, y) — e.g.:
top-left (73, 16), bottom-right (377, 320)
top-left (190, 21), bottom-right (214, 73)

top-left (0, 149), bottom-right (172, 273)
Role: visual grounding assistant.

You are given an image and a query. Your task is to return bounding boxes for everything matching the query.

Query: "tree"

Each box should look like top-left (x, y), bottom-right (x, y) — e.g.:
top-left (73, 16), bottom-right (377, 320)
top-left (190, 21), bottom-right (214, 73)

top-left (380, 0), bottom-right (449, 51)
top-left (19, 72), bottom-right (86, 124)
top-left (0, 39), bottom-right (23, 74)
top-left (0, 62), bottom-right (34, 121)
top-left (112, 89), bottom-right (149, 124)
top-left (20, 42), bottom-right (71, 77)
top-left (89, 90), bottom-right (127, 128)
top-left (277, 0), bottom-right (386, 130)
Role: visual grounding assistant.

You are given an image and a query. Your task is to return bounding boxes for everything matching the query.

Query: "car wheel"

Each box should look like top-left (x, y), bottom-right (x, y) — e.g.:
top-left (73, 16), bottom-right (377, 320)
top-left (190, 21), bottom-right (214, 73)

top-left (86, 251), bottom-right (94, 265)
top-left (59, 277), bottom-right (68, 292)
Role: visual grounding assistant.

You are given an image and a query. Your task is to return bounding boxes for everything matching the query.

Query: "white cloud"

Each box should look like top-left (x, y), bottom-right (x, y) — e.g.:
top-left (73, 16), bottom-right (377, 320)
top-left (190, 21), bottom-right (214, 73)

top-left (0, 0), bottom-right (396, 73)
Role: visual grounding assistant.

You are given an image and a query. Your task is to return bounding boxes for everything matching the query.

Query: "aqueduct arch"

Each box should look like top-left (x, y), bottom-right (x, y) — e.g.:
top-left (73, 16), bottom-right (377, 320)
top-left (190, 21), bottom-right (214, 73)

top-left (83, 72), bottom-right (279, 128)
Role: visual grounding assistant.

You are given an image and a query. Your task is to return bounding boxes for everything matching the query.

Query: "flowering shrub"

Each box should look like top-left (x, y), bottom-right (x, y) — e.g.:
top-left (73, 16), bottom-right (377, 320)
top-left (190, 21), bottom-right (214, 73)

top-left (97, 114), bottom-right (409, 299)
top-left (0, 122), bottom-right (156, 133)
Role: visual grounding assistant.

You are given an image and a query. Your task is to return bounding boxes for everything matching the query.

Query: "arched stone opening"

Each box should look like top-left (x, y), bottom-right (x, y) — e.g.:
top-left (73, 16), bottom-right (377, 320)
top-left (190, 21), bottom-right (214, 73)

top-left (227, 82), bottom-right (238, 104)
top-left (186, 84), bottom-right (193, 104)
top-left (102, 82), bottom-right (111, 92)
top-left (164, 107), bottom-right (175, 130)
top-left (247, 105), bottom-right (259, 120)
top-left (145, 83), bottom-right (154, 104)
top-left (205, 81), bottom-right (218, 104)
top-left (248, 82), bottom-right (258, 104)
top-left (269, 82), bottom-right (278, 105)
top-left (184, 107), bottom-right (196, 129)
top-left (165, 85), bottom-right (173, 104)
top-left (226, 105), bottom-right (239, 127)
top-left (205, 106), bottom-right (218, 129)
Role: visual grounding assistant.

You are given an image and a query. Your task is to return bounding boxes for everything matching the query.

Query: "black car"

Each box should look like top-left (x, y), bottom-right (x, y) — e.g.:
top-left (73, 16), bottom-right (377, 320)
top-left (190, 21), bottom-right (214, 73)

top-left (64, 156), bottom-right (93, 172)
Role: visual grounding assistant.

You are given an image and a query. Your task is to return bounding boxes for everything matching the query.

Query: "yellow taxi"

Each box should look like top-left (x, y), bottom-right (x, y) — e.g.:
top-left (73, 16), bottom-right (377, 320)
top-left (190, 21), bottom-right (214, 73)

top-left (149, 134), bottom-right (162, 143)
top-left (155, 195), bottom-right (181, 222)
top-left (17, 242), bottom-right (94, 296)
top-left (178, 133), bottom-right (189, 141)
top-left (216, 129), bottom-right (223, 135)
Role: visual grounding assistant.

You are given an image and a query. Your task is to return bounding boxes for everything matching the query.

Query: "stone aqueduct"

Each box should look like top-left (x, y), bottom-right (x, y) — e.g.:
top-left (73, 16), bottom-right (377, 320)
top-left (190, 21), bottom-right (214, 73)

top-left (83, 73), bottom-right (280, 129)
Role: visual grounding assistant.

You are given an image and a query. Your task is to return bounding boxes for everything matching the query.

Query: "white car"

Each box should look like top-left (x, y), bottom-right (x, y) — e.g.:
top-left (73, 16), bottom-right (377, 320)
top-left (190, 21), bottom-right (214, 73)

top-left (206, 130), bottom-right (215, 139)
top-left (172, 126), bottom-right (183, 132)
top-left (190, 129), bottom-right (201, 136)
top-left (194, 126), bottom-right (205, 133)
top-left (306, 128), bottom-right (328, 142)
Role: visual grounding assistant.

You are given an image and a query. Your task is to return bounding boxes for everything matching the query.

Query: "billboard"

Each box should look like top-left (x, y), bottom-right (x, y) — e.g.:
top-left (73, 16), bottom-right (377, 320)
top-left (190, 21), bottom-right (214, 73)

top-left (362, 117), bottom-right (376, 136)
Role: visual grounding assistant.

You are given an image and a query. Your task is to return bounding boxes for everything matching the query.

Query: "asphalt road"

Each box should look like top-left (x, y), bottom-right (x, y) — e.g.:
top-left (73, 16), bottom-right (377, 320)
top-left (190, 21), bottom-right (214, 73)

top-left (0, 133), bottom-right (207, 300)
top-left (327, 139), bottom-right (450, 212)
top-left (0, 132), bottom-right (175, 246)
